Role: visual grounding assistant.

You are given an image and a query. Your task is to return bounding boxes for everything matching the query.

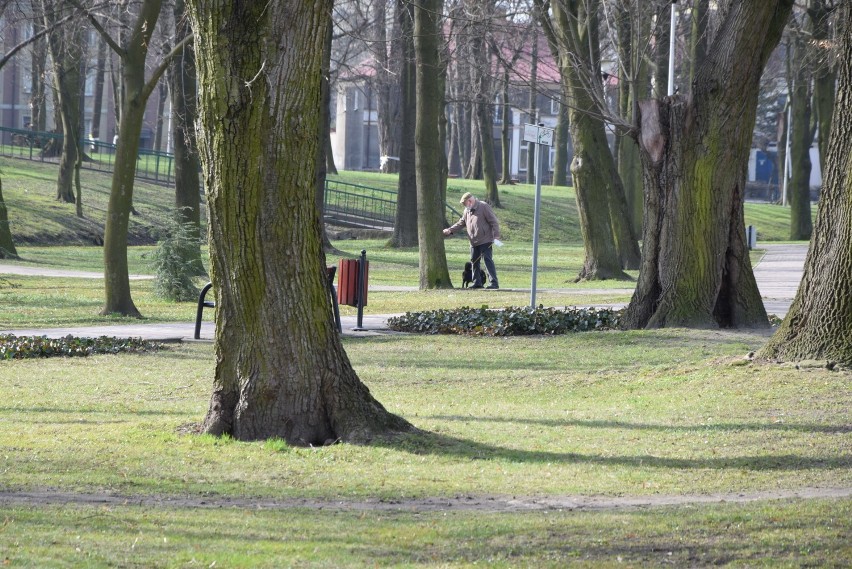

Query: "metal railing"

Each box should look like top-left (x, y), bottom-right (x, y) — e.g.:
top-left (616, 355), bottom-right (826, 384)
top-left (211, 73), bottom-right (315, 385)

top-left (0, 126), bottom-right (462, 231)
top-left (324, 179), bottom-right (462, 230)
top-left (0, 126), bottom-right (174, 186)
top-left (324, 180), bottom-right (397, 229)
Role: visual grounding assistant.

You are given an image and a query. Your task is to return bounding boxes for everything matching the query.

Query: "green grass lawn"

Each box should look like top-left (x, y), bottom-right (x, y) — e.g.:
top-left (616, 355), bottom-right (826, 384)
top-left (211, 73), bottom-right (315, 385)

top-left (0, 162), bottom-right (841, 566)
top-left (1, 332), bottom-right (850, 566)
top-left (2, 156), bottom-right (811, 248)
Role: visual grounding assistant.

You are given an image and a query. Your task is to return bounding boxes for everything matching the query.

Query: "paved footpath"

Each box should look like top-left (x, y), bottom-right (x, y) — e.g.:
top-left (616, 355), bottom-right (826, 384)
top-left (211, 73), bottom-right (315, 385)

top-left (0, 244), bottom-right (806, 341)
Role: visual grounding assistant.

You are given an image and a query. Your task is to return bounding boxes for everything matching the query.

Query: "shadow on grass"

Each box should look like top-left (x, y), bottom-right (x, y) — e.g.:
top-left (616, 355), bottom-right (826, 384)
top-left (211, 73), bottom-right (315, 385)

top-left (381, 430), bottom-right (851, 471)
top-left (347, 331), bottom-right (768, 372)
top-left (0, 406), bottom-right (187, 419)
top-left (426, 415), bottom-right (852, 434)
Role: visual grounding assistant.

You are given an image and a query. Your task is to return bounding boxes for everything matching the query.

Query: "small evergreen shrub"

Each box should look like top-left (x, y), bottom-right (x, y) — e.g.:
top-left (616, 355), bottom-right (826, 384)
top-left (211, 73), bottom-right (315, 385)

top-left (151, 210), bottom-right (205, 302)
top-left (387, 306), bottom-right (622, 336)
top-left (0, 334), bottom-right (164, 360)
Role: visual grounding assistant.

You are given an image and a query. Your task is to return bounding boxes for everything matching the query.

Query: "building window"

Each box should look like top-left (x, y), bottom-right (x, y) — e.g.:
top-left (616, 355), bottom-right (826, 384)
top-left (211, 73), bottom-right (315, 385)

top-left (519, 146), bottom-right (528, 172)
top-left (550, 96), bottom-right (561, 116)
top-left (549, 147), bottom-right (556, 171)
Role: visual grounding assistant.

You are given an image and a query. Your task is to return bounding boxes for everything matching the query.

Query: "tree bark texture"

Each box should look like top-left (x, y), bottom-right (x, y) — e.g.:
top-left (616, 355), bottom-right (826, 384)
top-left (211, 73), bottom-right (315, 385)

top-left (391, 1), bottom-right (418, 248)
top-left (29, 33), bottom-right (48, 132)
top-left (787, 40), bottom-right (813, 241)
top-left (623, 0), bottom-right (794, 329)
top-left (809, 0), bottom-right (837, 176)
top-left (373, 0), bottom-right (402, 175)
top-left (91, 38), bottom-right (107, 140)
top-left (414, 0), bottom-right (452, 288)
top-left (653, 4), bottom-right (670, 97)
top-left (188, 0), bottom-right (411, 444)
top-left (0, 179), bottom-right (17, 259)
top-left (499, 73), bottom-right (514, 184)
top-left (43, 0), bottom-right (85, 204)
top-left (615, 1), bottom-right (649, 236)
top-left (688, 0), bottom-right (709, 83)
top-left (469, 8), bottom-right (500, 207)
top-left (526, 36), bottom-right (538, 183)
top-left (758, 2), bottom-right (852, 365)
top-left (544, 0), bottom-right (640, 279)
top-left (552, 90), bottom-right (570, 187)
top-left (168, 0), bottom-right (204, 274)
top-left (316, 2), bottom-right (334, 252)
top-left (100, 0), bottom-right (165, 317)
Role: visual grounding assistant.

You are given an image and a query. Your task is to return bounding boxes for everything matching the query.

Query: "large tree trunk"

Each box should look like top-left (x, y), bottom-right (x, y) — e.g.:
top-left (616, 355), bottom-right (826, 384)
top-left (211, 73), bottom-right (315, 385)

top-left (758, 2), bottom-right (852, 365)
top-left (44, 0), bottom-right (85, 204)
top-left (415, 0), bottom-right (451, 288)
top-left (168, 0), bottom-right (204, 274)
top-left (187, 0), bottom-right (411, 444)
top-left (0, 179), bottom-right (17, 259)
top-left (543, 0), bottom-right (640, 279)
top-left (390, 0), bottom-right (418, 248)
top-left (623, 0), bottom-right (794, 330)
top-left (97, 0), bottom-right (173, 317)
top-left (788, 28), bottom-right (813, 240)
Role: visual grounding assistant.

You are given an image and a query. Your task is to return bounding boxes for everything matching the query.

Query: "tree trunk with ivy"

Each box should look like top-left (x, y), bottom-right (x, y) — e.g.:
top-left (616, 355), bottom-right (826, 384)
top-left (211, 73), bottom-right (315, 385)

top-left (623, 0), bottom-right (793, 329)
top-left (187, 0), bottom-right (411, 444)
top-left (758, 2), bottom-right (852, 365)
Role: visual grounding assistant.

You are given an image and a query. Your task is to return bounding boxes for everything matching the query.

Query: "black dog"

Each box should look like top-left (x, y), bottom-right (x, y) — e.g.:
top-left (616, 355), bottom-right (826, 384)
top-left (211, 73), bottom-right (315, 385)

top-left (462, 262), bottom-right (487, 288)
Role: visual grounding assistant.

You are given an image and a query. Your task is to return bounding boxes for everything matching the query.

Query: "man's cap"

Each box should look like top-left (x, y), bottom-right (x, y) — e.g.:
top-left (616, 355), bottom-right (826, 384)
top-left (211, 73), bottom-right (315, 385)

top-left (460, 192), bottom-right (473, 204)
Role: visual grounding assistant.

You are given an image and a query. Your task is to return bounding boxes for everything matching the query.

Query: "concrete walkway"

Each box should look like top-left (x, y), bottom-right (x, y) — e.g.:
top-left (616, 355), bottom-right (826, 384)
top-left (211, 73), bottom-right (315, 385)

top-left (0, 244), bottom-right (806, 341)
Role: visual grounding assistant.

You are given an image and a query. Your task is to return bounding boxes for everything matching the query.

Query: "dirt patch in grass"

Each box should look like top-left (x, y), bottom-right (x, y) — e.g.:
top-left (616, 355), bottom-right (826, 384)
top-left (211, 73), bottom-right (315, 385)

top-left (1, 487), bottom-right (849, 513)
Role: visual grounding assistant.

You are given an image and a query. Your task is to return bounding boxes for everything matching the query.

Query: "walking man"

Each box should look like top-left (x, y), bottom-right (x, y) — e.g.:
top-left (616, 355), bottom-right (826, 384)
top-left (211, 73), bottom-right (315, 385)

top-left (443, 192), bottom-right (501, 289)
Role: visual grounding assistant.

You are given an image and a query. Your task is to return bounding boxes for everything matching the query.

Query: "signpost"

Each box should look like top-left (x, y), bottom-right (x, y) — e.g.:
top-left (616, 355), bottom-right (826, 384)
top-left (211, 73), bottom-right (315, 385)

top-left (523, 123), bottom-right (554, 308)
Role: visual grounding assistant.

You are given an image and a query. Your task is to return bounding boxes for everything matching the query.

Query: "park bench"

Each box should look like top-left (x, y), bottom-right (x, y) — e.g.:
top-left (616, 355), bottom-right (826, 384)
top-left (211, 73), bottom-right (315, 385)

top-left (194, 266), bottom-right (342, 339)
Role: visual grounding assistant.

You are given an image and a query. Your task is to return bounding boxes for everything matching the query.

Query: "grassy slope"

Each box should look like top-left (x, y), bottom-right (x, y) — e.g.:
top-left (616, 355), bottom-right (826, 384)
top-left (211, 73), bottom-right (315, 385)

top-left (2, 157), bottom-right (807, 247)
top-left (1, 157), bottom-right (176, 245)
top-left (333, 170), bottom-right (812, 243)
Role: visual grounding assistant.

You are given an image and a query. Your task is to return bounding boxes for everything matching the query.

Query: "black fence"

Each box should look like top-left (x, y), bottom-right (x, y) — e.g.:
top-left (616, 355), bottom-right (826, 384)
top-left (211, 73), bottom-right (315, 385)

top-left (1, 126), bottom-right (463, 231)
top-left (0, 126), bottom-right (174, 186)
top-left (324, 179), bottom-right (462, 231)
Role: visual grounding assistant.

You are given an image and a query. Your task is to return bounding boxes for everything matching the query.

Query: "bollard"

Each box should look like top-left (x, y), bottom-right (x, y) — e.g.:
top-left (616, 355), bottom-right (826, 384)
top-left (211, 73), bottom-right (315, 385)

top-left (746, 225), bottom-right (757, 250)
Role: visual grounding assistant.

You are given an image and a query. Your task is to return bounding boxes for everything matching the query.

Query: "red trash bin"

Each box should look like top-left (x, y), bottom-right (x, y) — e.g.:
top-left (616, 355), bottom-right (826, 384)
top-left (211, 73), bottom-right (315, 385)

top-left (338, 258), bottom-right (368, 307)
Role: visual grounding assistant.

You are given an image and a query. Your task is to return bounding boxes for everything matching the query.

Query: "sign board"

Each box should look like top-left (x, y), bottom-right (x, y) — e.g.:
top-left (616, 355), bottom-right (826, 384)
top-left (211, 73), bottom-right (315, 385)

top-left (522, 123), bottom-right (554, 147)
top-left (523, 124), bottom-right (539, 144)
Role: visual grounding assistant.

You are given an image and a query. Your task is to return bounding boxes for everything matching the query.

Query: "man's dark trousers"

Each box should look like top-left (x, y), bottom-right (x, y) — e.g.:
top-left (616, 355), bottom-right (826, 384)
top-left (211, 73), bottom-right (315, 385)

top-left (471, 242), bottom-right (497, 287)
